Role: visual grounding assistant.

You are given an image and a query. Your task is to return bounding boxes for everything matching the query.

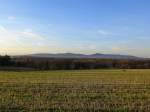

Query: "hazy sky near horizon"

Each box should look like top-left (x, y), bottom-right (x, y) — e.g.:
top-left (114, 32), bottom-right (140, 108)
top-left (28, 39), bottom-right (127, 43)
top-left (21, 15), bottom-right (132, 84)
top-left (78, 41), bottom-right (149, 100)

top-left (0, 0), bottom-right (150, 57)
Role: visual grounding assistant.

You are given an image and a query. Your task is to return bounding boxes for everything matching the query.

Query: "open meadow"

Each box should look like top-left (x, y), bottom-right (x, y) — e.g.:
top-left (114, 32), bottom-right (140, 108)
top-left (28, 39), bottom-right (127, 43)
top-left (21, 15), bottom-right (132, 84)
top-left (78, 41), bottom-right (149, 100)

top-left (0, 69), bottom-right (150, 112)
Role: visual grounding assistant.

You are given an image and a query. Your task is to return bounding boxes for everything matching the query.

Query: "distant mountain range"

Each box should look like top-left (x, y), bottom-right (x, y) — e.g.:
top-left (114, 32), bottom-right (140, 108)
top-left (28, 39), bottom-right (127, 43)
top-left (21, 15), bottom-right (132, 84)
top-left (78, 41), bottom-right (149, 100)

top-left (21, 53), bottom-right (143, 59)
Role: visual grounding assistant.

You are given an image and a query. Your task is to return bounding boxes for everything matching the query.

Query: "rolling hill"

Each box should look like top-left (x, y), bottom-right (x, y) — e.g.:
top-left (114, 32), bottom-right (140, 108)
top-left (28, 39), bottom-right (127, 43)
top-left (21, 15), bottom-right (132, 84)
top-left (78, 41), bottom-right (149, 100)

top-left (23, 53), bottom-right (142, 59)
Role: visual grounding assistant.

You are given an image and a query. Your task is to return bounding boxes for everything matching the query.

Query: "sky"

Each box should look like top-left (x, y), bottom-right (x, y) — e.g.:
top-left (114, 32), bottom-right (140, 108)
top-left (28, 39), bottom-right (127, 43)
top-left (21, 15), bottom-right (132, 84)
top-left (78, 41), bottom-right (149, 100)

top-left (0, 0), bottom-right (150, 57)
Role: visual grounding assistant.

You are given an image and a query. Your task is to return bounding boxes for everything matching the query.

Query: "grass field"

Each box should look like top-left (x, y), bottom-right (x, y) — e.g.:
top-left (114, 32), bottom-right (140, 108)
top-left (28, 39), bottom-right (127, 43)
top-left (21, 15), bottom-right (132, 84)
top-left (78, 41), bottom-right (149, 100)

top-left (0, 69), bottom-right (150, 112)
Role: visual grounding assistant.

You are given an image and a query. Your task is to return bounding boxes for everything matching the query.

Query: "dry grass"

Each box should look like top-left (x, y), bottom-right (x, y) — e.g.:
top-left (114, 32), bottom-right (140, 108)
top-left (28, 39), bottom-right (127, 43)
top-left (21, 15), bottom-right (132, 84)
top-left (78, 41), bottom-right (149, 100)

top-left (0, 69), bottom-right (150, 111)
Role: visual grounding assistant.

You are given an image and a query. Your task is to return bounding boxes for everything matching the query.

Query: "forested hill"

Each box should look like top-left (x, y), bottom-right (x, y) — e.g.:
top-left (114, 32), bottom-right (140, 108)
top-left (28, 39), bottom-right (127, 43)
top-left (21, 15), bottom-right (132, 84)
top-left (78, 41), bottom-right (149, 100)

top-left (1, 55), bottom-right (150, 70)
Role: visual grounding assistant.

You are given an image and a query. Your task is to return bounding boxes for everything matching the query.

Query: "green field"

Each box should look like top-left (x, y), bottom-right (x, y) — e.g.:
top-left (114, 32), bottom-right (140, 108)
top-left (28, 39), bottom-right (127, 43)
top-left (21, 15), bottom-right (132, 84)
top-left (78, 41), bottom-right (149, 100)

top-left (0, 69), bottom-right (150, 112)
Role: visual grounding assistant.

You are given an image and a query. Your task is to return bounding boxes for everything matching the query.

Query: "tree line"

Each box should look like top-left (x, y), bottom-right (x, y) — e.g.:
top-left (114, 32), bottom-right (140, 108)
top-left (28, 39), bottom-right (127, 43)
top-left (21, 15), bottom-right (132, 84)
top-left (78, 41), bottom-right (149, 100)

top-left (0, 55), bottom-right (13, 66)
top-left (13, 57), bottom-right (150, 70)
top-left (1, 55), bottom-right (150, 70)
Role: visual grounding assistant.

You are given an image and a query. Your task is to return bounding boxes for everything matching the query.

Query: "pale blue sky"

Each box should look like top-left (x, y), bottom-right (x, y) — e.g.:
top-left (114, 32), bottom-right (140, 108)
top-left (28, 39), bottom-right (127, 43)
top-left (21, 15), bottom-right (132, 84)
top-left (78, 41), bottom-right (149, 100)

top-left (0, 0), bottom-right (150, 57)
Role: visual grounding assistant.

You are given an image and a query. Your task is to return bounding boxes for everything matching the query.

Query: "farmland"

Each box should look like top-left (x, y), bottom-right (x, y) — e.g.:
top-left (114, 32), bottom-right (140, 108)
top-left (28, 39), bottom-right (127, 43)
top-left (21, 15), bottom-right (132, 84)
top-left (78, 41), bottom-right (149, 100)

top-left (0, 69), bottom-right (150, 111)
